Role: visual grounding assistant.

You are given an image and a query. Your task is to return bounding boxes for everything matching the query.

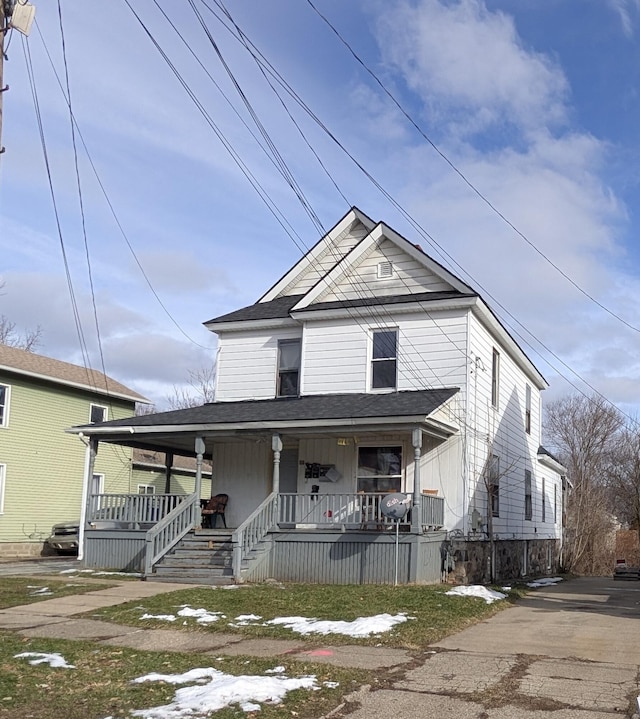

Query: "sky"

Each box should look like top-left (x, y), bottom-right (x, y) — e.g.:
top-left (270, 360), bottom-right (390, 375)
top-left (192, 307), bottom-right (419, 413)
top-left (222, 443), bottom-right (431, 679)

top-left (1, 0), bottom-right (640, 415)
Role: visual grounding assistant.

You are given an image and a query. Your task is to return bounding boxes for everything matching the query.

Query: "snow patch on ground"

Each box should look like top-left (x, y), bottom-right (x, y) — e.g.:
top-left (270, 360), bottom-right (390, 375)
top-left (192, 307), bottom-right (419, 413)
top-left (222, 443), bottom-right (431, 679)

top-left (137, 608), bottom-right (411, 637)
top-left (445, 585), bottom-right (507, 604)
top-left (130, 667), bottom-right (318, 718)
top-left (527, 577), bottom-right (563, 588)
top-left (14, 652), bottom-right (75, 669)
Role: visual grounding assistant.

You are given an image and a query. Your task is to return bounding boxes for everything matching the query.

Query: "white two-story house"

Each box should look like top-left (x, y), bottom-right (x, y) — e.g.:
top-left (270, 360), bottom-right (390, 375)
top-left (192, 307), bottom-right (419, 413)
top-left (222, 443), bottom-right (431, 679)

top-left (74, 208), bottom-right (565, 584)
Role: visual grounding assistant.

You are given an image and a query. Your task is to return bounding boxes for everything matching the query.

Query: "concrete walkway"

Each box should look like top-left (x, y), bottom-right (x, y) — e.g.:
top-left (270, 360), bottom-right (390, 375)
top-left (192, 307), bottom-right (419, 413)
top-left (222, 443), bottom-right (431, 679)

top-left (1, 565), bottom-right (638, 717)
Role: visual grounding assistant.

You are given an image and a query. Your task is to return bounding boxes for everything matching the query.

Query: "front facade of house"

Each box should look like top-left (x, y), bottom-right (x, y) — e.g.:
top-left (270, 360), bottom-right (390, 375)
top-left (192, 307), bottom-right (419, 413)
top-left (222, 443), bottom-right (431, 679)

top-left (0, 344), bottom-right (146, 557)
top-left (75, 208), bottom-right (565, 583)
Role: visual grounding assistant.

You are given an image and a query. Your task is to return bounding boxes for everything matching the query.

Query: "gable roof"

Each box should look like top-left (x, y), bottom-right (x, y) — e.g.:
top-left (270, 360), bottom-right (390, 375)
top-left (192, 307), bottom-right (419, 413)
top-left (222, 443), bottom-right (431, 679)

top-left (0, 344), bottom-right (147, 404)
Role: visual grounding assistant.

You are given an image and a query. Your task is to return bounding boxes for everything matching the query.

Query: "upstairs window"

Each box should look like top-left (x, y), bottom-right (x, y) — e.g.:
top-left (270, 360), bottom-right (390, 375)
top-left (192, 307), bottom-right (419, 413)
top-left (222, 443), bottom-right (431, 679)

top-left (0, 384), bottom-right (9, 427)
top-left (525, 384), bottom-right (532, 434)
top-left (488, 454), bottom-right (500, 518)
top-left (491, 349), bottom-right (500, 408)
top-left (524, 469), bottom-right (532, 520)
top-left (277, 339), bottom-right (301, 397)
top-left (371, 329), bottom-right (397, 390)
top-left (90, 404), bottom-right (107, 424)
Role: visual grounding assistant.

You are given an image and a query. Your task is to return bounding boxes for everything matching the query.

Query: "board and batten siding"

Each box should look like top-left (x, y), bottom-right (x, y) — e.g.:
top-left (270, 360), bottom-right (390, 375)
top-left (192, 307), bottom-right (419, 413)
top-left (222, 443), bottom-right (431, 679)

top-left (466, 313), bottom-right (559, 540)
top-left (215, 327), bottom-right (302, 401)
top-left (316, 238), bottom-right (454, 303)
top-left (303, 309), bottom-right (468, 396)
top-left (0, 372), bottom-right (135, 549)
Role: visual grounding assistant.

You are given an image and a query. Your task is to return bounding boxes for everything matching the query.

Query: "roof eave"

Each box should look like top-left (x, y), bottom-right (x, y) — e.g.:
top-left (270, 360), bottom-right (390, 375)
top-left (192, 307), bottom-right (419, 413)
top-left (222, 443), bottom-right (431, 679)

top-left (204, 317), bottom-right (299, 334)
top-left (290, 296), bottom-right (477, 321)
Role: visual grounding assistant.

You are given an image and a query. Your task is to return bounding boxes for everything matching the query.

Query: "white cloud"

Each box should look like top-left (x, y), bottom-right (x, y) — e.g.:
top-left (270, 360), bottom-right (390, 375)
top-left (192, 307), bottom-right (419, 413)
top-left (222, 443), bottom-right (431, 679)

top-left (608, 0), bottom-right (640, 36)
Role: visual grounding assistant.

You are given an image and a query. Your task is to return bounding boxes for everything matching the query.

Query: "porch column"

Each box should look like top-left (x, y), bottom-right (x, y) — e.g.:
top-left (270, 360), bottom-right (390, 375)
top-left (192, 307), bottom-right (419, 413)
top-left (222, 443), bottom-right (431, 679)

top-left (194, 437), bottom-right (205, 501)
top-left (78, 437), bottom-right (98, 562)
top-left (163, 451), bottom-right (174, 494)
top-left (272, 434), bottom-right (283, 494)
top-left (411, 428), bottom-right (423, 533)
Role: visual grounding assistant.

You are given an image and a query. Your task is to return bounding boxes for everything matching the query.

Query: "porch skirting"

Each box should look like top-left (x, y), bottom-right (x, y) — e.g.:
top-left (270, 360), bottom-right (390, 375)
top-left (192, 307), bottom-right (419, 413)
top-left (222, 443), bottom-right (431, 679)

top-left (269, 530), bottom-right (446, 585)
top-left (84, 529), bottom-right (146, 573)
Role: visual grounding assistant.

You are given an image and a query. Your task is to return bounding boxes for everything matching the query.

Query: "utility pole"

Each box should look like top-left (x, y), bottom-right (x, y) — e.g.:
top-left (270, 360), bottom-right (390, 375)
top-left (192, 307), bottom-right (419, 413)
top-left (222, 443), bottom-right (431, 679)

top-left (0, 0), bottom-right (36, 160)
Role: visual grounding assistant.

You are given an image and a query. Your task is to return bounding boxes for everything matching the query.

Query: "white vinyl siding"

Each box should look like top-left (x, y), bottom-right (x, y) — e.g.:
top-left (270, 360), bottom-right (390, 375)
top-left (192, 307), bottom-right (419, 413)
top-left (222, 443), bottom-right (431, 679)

top-left (303, 310), bottom-right (468, 396)
top-left (215, 328), bottom-right (302, 401)
top-left (0, 384), bottom-right (10, 427)
top-left (284, 221), bottom-right (370, 296)
top-left (317, 238), bottom-right (454, 302)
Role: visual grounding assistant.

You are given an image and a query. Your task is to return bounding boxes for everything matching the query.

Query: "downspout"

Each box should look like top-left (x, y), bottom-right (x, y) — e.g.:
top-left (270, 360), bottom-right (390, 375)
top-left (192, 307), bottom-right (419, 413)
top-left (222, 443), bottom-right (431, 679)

top-left (78, 437), bottom-right (98, 563)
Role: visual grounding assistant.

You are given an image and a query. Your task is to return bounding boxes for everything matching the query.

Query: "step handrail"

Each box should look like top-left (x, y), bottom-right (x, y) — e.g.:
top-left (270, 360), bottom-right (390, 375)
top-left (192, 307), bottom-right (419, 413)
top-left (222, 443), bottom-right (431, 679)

top-left (231, 492), bottom-right (278, 582)
top-left (144, 493), bottom-right (199, 576)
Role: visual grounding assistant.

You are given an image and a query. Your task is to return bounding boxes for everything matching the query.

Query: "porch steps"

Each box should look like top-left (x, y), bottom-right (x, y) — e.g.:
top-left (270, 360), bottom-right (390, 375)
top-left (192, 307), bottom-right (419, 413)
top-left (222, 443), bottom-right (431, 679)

top-left (147, 531), bottom-right (240, 585)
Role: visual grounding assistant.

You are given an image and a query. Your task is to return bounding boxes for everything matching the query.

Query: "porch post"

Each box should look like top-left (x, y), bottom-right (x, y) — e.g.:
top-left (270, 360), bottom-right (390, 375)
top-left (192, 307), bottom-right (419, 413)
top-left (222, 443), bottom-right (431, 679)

top-left (272, 434), bottom-right (283, 494)
top-left (411, 428), bottom-right (423, 533)
top-left (194, 436), bottom-right (205, 501)
top-left (78, 437), bottom-right (98, 562)
top-left (163, 451), bottom-right (174, 494)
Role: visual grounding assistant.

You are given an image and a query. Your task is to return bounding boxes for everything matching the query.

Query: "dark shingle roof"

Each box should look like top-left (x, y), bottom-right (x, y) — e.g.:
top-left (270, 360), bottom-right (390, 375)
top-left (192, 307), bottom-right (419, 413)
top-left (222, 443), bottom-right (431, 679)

top-left (0, 344), bottom-right (147, 403)
top-left (80, 388), bottom-right (459, 430)
top-left (205, 290), bottom-right (475, 326)
top-left (538, 446), bottom-right (563, 466)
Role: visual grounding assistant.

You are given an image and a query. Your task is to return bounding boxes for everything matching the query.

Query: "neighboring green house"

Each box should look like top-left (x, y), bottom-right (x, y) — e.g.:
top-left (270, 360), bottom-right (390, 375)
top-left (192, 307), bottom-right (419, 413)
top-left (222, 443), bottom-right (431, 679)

top-left (132, 448), bottom-right (212, 497)
top-left (0, 344), bottom-right (147, 558)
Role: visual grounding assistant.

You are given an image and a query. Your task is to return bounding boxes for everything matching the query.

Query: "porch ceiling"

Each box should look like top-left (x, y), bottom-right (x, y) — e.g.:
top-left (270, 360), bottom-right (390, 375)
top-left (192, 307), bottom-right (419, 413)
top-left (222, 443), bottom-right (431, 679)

top-left (68, 388), bottom-right (460, 457)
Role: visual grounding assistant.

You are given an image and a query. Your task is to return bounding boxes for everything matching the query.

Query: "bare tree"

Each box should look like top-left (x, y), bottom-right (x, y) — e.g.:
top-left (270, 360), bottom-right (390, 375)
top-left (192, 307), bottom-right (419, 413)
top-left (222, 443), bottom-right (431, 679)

top-left (544, 394), bottom-right (622, 574)
top-left (607, 428), bottom-right (640, 533)
top-left (166, 365), bottom-right (216, 410)
top-left (0, 315), bottom-right (43, 352)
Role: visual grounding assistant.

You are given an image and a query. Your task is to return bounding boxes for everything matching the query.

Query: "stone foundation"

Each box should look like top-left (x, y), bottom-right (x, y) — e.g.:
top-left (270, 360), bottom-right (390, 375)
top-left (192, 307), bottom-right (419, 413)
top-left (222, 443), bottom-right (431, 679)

top-left (0, 541), bottom-right (51, 560)
top-left (446, 538), bottom-right (560, 584)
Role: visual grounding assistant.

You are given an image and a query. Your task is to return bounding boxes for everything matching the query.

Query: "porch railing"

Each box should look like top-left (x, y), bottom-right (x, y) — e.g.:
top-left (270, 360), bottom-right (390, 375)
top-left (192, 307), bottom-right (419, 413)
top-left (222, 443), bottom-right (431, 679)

top-left (144, 493), bottom-right (199, 575)
top-left (421, 493), bottom-right (444, 529)
top-left (88, 493), bottom-right (185, 525)
top-left (232, 492), bottom-right (278, 583)
top-left (279, 492), bottom-right (444, 531)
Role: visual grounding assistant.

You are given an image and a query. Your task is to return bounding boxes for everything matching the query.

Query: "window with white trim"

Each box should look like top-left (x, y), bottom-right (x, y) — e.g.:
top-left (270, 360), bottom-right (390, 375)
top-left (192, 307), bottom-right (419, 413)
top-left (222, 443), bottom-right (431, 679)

top-left (371, 329), bottom-right (397, 390)
top-left (488, 454), bottom-right (500, 518)
top-left (525, 384), bottom-right (531, 434)
top-left (541, 477), bottom-right (546, 523)
top-left (91, 473), bottom-right (104, 496)
top-left (491, 349), bottom-right (500, 408)
top-left (90, 404), bottom-right (107, 424)
top-left (0, 384), bottom-right (10, 427)
top-left (137, 484), bottom-right (155, 495)
top-left (277, 339), bottom-right (301, 397)
top-left (357, 446), bottom-right (402, 493)
top-left (0, 464), bottom-right (5, 514)
top-left (524, 469), bottom-right (532, 520)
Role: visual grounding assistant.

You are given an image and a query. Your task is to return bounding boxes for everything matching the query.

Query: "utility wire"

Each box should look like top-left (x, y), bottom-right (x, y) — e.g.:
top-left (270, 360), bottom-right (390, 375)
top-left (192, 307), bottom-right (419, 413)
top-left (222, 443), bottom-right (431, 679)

top-left (305, 0), bottom-right (640, 337)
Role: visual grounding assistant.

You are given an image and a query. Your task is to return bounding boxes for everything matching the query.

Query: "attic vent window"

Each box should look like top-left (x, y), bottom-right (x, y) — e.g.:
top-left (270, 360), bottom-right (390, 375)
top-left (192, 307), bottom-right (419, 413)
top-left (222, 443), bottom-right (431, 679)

top-left (377, 261), bottom-right (393, 279)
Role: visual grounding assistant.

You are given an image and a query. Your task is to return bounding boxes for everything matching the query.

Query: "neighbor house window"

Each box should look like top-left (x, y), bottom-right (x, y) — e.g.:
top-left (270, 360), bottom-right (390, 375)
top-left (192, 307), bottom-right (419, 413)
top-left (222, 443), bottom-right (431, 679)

top-left (137, 484), bottom-right (155, 495)
top-left (357, 446), bottom-right (402, 493)
top-left (524, 469), bottom-right (532, 520)
top-left (0, 464), bottom-right (5, 514)
top-left (554, 485), bottom-right (557, 523)
top-left (90, 404), bottom-right (107, 424)
top-left (491, 349), bottom-right (500, 408)
top-left (371, 329), bottom-right (397, 390)
top-left (488, 454), bottom-right (500, 518)
top-left (525, 384), bottom-right (531, 434)
top-left (277, 339), bottom-right (301, 397)
top-left (542, 478), bottom-right (546, 523)
top-left (91, 473), bottom-right (104, 496)
top-left (0, 384), bottom-right (10, 427)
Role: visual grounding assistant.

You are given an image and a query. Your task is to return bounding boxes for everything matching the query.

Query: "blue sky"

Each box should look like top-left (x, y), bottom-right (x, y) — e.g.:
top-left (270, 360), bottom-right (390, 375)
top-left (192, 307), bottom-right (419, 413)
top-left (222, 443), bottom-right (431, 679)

top-left (1, 0), bottom-right (640, 413)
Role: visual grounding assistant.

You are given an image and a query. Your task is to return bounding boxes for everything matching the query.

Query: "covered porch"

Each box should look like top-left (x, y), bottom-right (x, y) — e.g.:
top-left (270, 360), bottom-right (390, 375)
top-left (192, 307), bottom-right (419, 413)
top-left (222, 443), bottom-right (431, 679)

top-left (71, 389), bottom-right (458, 583)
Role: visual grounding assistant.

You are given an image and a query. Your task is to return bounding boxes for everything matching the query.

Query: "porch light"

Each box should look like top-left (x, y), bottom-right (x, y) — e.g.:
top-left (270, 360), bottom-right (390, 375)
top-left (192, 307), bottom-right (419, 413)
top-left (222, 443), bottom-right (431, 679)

top-left (337, 438), bottom-right (351, 446)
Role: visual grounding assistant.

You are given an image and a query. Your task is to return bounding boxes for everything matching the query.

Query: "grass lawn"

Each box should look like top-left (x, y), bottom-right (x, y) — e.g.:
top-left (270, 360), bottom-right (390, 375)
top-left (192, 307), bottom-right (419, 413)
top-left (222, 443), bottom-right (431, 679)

top-left (0, 632), bottom-right (369, 719)
top-left (88, 583), bottom-right (521, 649)
top-left (0, 578), bottom-right (119, 610)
